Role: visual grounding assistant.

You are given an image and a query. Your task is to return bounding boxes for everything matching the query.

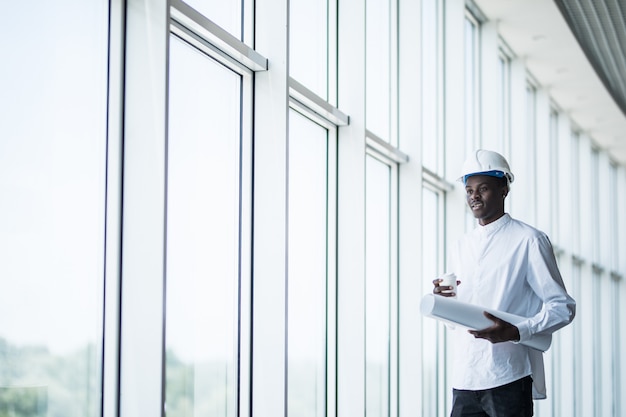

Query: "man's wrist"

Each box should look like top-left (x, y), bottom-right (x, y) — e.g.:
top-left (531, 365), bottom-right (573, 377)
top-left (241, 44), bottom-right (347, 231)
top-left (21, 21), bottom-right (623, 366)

top-left (511, 326), bottom-right (520, 342)
top-left (514, 323), bottom-right (530, 343)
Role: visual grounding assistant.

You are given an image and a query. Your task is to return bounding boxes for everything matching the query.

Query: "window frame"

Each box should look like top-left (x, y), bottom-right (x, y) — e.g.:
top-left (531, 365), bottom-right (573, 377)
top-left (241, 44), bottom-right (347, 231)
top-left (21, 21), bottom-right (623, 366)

top-left (118, 1), bottom-right (266, 415)
top-left (286, 80), bottom-right (343, 417)
top-left (364, 141), bottom-right (401, 417)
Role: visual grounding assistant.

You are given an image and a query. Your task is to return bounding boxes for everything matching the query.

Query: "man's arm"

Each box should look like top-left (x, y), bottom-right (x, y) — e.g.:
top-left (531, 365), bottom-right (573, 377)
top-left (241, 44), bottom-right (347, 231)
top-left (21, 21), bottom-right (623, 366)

top-left (515, 235), bottom-right (576, 343)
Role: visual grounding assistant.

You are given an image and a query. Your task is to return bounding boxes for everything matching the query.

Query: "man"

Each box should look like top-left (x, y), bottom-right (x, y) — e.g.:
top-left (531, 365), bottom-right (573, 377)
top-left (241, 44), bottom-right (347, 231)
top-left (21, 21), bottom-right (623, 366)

top-left (433, 149), bottom-right (576, 417)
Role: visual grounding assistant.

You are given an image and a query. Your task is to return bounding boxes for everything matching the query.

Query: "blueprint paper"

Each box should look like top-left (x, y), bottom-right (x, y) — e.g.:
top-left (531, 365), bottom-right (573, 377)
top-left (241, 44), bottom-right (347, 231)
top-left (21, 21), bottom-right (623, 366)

top-left (420, 294), bottom-right (551, 351)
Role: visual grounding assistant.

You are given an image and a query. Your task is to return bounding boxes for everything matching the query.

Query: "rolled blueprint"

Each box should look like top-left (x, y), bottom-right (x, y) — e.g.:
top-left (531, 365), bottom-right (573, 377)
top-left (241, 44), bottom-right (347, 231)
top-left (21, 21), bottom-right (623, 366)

top-left (420, 294), bottom-right (552, 351)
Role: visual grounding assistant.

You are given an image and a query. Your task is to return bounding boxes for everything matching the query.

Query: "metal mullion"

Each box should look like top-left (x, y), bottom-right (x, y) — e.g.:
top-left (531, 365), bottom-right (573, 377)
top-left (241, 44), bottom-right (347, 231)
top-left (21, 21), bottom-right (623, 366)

top-left (238, 70), bottom-right (254, 417)
top-left (169, 0), bottom-right (267, 72)
top-left (366, 130), bottom-right (409, 164)
top-left (464, 0), bottom-right (487, 24)
top-left (422, 166), bottom-right (454, 192)
top-left (389, 0), bottom-right (399, 150)
top-left (436, 0), bottom-right (445, 174)
top-left (102, 1), bottom-right (124, 416)
top-left (389, 160), bottom-right (399, 417)
top-left (169, 24), bottom-right (251, 76)
top-left (289, 77), bottom-right (349, 127)
top-left (326, 126), bottom-right (339, 417)
top-left (119, 0), bottom-right (169, 415)
top-left (366, 146), bottom-right (398, 167)
top-left (289, 98), bottom-right (339, 131)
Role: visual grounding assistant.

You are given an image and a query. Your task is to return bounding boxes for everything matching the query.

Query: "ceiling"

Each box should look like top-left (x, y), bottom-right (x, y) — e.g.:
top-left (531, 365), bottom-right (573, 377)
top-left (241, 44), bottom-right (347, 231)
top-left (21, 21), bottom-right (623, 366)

top-left (474, 0), bottom-right (626, 165)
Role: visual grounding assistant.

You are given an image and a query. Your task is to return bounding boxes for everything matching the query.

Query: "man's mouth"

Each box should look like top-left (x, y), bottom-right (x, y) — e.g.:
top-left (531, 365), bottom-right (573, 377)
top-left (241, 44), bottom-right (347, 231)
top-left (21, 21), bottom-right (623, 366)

top-left (470, 202), bottom-right (483, 210)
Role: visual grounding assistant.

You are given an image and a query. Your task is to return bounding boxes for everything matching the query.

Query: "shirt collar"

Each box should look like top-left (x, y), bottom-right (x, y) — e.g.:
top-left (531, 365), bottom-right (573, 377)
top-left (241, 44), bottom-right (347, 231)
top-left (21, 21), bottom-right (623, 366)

top-left (476, 213), bottom-right (511, 237)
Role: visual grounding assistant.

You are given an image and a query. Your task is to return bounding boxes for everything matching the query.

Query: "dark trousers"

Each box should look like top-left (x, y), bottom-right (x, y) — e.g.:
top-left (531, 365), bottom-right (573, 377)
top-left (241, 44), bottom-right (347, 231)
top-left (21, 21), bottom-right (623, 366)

top-left (450, 375), bottom-right (533, 417)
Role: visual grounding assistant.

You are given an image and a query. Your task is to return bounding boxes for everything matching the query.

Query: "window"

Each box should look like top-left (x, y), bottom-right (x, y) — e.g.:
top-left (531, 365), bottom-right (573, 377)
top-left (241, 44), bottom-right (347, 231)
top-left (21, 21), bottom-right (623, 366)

top-left (525, 82), bottom-right (537, 224)
top-left (610, 270), bottom-right (622, 417)
top-left (164, 35), bottom-right (248, 416)
top-left (363, 0), bottom-right (402, 408)
top-left (591, 147), bottom-right (600, 262)
top-left (286, 55), bottom-right (345, 416)
top-left (464, 12), bottom-right (481, 153)
top-left (421, 184), bottom-right (446, 416)
top-left (422, 0), bottom-right (444, 174)
top-left (289, 0), bottom-right (330, 99)
top-left (497, 50), bottom-right (511, 154)
top-left (549, 108), bottom-right (560, 239)
top-left (365, 155), bottom-right (392, 417)
top-left (609, 163), bottom-right (619, 271)
top-left (510, 81), bottom-right (538, 225)
top-left (608, 164), bottom-right (621, 416)
top-left (591, 265), bottom-right (603, 417)
top-left (363, 133), bottom-right (404, 417)
top-left (564, 256), bottom-right (580, 417)
top-left (366, 0), bottom-right (394, 143)
top-left (0, 2), bottom-right (109, 416)
top-left (287, 108), bottom-right (337, 417)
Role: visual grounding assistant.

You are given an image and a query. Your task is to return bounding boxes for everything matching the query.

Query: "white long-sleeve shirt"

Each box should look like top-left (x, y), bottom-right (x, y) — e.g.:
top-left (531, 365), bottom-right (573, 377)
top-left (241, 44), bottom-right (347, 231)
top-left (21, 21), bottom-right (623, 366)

top-left (448, 213), bottom-right (576, 397)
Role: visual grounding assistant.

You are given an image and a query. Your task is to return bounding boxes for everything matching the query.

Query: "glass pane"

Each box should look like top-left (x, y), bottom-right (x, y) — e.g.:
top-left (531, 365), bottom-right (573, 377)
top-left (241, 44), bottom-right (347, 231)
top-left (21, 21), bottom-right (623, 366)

top-left (421, 187), bottom-right (440, 416)
top-left (464, 17), bottom-right (477, 153)
top-left (0, 1), bottom-right (108, 416)
top-left (290, 0), bottom-right (328, 99)
top-left (591, 269), bottom-right (602, 417)
top-left (549, 110), bottom-right (559, 239)
top-left (184, 0), bottom-right (242, 39)
top-left (565, 262), bottom-right (581, 416)
top-left (422, 0), bottom-right (438, 172)
top-left (0, 0), bottom-right (108, 417)
top-left (165, 36), bottom-right (242, 417)
top-left (609, 164), bottom-right (618, 270)
top-left (590, 148), bottom-right (599, 261)
top-left (497, 56), bottom-right (509, 152)
top-left (365, 156), bottom-right (391, 417)
top-left (366, 0), bottom-right (391, 141)
top-left (526, 86), bottom-right (536, 145)
top-left (287, 110), bottom-right (329, 417)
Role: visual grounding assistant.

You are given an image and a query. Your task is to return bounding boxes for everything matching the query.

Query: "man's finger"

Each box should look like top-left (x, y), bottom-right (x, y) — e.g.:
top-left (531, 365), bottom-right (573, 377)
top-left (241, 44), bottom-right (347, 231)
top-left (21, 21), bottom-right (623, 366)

top-left (483, 311), bottom-right (496, 320)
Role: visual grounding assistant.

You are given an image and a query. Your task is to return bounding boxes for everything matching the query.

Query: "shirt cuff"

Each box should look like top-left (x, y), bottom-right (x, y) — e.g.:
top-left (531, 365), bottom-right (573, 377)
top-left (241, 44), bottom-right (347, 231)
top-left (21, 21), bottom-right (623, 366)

top-left (515, 321), bottom-right (532, 343)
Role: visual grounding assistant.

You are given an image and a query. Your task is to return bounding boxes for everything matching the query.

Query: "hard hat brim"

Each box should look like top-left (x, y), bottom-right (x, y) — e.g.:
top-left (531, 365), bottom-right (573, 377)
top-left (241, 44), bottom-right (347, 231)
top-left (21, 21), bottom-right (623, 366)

top-left (459, 170), bottom-right (512, 184)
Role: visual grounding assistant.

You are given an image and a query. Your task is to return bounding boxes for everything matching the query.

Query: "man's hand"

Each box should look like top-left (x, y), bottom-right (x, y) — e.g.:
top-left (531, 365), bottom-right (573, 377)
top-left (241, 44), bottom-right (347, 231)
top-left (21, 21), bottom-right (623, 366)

top-left (468, 312), bottom-right (520, 344)
top-left (432, 278), bottom-right (461, 297)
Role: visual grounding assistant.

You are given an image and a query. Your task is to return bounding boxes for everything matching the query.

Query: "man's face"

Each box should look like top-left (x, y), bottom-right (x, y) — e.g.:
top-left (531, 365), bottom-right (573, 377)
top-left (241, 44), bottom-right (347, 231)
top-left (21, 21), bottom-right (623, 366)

top-left (465, 175), bottom-right (507, 226)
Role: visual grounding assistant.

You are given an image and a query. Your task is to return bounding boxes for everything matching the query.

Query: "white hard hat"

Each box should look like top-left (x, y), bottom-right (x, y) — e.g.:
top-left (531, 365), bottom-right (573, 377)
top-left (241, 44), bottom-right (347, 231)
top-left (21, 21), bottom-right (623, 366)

top-left (458, 149), bottom-right (515, 184)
